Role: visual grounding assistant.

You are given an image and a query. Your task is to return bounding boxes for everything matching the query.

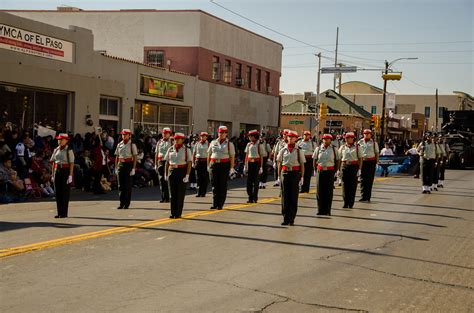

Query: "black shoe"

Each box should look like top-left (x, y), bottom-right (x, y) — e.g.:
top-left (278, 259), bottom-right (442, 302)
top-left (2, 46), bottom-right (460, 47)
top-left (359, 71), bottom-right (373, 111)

top-left (117, 206), bottom-right (123, 210)
top-left (217, 207), bottom-right (223, 210)
top-left (359, 198), bottom-right (368, 202)
top-left (422, 190), bottom-right (428, 194)
top-left (316, 212), bottom-right (324, 215)
top-left (123, 206), bottom-right (129, 209)
top-left (349, 205), bottom-right (353, 209)
top-left (169, 215), bottom-right (175, 219)
top-left (54, 215), bottom-right (60, 218)
top-left (210, 206), bottom-right (216, 210)
top-left (175, 216), bottom-right (181, 219)
top-left (196, 194), bottom-right (201, 197)
top-left (427, 191), bottom-right (431, 194)
top-left (254, 200), bottom-right (258, 203)
top-left (160, 200), bottom-right (165, 203)
top-left (281, 221), bottom-right (289, 225)
top-left (289, 222), bottom-right (294, 226)
top-left (247, 200), bottom-right (253, 204)
top-left (343, 205), bottom-right (348, 208)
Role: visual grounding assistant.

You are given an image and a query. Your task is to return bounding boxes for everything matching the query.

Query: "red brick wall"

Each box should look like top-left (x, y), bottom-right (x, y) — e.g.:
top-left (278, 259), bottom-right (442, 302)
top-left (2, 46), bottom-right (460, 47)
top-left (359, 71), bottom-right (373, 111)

top-left (144, 46), bottom-right (280, 97)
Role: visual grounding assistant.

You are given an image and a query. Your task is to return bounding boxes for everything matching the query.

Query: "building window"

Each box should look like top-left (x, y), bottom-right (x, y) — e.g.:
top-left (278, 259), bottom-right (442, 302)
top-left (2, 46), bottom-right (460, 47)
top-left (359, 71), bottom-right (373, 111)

top-left (146, 50), bottom-right (164, 67)
top-left (255, 69), bottom-right (261, 91)
top-left (212, 56), bottom-right (221, 81)
top-left (235, 63), bottom-right (242, 85)
top-left (223, 59), bottom-right (232, 83)
top-left (134, 102), bottom-right (190, 135)
top-left (424, 106), bottom-right (431, 118)
top-left (264, 71), bottom-right (270, 92)
top-left (371, 105), bottom-right (377, 114)
top-left (246, 66), bottom-right (252, 88)
top-left (439, 106), bottom-right (446, 117)
top-left (100, 97), bottom-right (119, 117)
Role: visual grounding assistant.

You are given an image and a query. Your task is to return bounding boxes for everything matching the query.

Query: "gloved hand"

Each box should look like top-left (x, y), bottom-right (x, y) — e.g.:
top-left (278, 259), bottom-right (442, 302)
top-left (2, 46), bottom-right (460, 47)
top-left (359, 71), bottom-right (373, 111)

top-left (299, 177), bottom-right (304, 186)
top-left (130, 169), bottom-right (136, 176)
top-left (229, 168), bottom-right (236, 177)
top-left (243, 167), bottom-right (248, 175)
top-left (183, 175), bottom-right (189, 183)
top-left (67, 175), bottom-right (73, 184)
top-left (164, 174), bottom-right (169, 181)
top-left (276, 178), bottom-right (281, 185)
top-left (273, 162), bottom-right (277, 170)
top-left (258, 167), bottom-right (263, 175)
top-left (314, 170), bottom-right (317, 176)
top-left (51, 175), bottom-right (55, 183)
top-left (335, 170), bottom-right (341, 178)
top-left (357, 169), bottom-right (361, 177)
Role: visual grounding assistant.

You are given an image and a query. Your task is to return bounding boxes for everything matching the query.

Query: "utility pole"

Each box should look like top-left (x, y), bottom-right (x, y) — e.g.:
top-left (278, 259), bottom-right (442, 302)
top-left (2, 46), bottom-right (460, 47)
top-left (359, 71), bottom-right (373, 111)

top-left (338, 63), bottom-right (344, 93)
top-left (316, 52), bottom-right (322, 139)
top-left (435, 88), bottom-right (439, 132)
top-left (380, 60), bottom-right (389, 145)
top-left (333, 27), bottom-right (339, 91)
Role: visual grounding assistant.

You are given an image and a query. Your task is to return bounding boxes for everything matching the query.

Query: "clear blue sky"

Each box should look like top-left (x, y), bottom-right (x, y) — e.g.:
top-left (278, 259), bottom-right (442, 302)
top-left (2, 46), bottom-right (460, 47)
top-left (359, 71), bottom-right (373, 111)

top-left (1, 0), bottom-right (472, 95)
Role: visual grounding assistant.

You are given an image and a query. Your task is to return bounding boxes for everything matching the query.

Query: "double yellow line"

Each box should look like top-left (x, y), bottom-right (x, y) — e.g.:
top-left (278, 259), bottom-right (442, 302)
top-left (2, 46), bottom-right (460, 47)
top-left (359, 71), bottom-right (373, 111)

top-left (0, 197), bottom-right (280, 259)
top-left (1, 176), bottom-right (394, 259)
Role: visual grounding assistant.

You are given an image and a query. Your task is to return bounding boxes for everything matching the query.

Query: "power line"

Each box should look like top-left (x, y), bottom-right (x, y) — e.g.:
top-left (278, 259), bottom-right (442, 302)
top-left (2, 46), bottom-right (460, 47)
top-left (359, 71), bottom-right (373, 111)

top-left (209, 0), bottom-right (384, 63)
top-left (337, 50), bottom-right (474, 53)
top-left (284, 40), bottom-right (473, 48)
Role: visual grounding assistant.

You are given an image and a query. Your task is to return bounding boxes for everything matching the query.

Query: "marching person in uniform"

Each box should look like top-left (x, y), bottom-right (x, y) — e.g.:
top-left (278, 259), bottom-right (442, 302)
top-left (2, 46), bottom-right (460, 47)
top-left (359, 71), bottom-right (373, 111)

top-left (50, 133), bottom-right (74, 218)
top-left (271, 130), bottom-right (288, 186)
top-left (164, 133), bottom-right (192, 219)
top-left (188, 135), bottom-right (198, 191)
top-left (193, 132), bottom-right (210, 197)
top-left (207, 126), bottom-right (236, 210)
top-left (277, 130), bottom-right (305, 225)
top-left (114, 129), bottom-right (138, 209)
top-left (298, 130), bottom-right (316, 193)
top-left (338, 132), bottom-right (362, 208)
top-left (155, 127), bottom-right (173, 203)
top-left (244, 130), bottom-right (264, 203)
top-left (358, 129), bottom-right (379, 202)
top-left (432, 134), bottom-right (442, 191)
top-left (334, 134), bottom-right (343, 186)
top-left (438, 134), bottom-right (449, 188)
top-left (313, 134), bottom-right (340, 216)
top-left (417, 132), bottom-right (437, 194)
top-left (259, 135), bottom-right (271, 189)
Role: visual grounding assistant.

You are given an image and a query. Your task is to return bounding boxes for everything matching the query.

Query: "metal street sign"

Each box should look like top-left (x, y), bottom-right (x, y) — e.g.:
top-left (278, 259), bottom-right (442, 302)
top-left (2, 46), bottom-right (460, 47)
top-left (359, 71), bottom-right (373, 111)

top-left (321, 66), bottom-right (357, 74)
top-left (289, 120), bottom-right (304, 125)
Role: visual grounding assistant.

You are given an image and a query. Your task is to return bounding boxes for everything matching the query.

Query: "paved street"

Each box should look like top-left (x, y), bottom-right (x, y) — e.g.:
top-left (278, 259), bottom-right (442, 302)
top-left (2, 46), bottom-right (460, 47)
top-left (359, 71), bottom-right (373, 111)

top-left (1, 170), bottom-right (473, 313)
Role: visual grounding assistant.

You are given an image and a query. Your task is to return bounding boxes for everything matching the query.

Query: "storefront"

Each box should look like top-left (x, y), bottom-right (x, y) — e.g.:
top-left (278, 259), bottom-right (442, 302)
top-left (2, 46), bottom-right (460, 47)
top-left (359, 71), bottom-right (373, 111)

top-left (0, 83), bottom-right (69, 133)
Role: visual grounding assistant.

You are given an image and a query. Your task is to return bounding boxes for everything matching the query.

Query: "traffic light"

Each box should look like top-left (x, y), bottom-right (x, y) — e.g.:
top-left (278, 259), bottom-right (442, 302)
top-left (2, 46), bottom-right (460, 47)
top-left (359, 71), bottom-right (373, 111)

top-left (371, 115), bottom-right (376, 128)
top-left (319, 103), bottom-right (328, 118)
top-left (375, 115), bottom-right (381, 129)
top-left (382, 72), bottom-right (402, 81)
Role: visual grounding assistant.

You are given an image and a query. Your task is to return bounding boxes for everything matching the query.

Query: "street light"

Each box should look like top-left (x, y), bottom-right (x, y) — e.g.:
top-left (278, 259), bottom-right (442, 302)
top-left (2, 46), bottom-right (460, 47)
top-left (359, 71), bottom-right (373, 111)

top-left (380, 57), bottom-right (418, 144)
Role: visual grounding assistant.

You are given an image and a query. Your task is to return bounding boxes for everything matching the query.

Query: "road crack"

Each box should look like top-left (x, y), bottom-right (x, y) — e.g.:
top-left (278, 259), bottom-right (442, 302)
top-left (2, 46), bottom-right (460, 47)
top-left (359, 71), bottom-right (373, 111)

top-left (200, 278), bottom-right (369, 312)
top-left (321, 236), bottom-right (473, 291)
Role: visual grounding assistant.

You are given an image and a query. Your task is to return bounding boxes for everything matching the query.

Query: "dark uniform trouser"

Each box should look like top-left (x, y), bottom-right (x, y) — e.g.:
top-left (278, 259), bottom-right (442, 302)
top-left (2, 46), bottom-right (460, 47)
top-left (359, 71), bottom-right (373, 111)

top-left (246, 162), bottom-right (260, 202)
top-left (301, 157), bottom-right (313, 192)
top-left (54, 168), bottom-right (71, 217)
top-left (195, 160), bottom-right (209, 196)
top-left (342, 164), bottom-right (358, 208)
top-left (274, 160), bottom-right (279, 182)
top-left (433, 161), bottom-right (440, 185)
top-left (210, 162), bottom-right (230, 208)
top-left (317, 169), bottom-right (334, 215)
top-left (169, 167), bottom-right (186, 217)
top-left (157, 160), bottom-right (170, 201)
top-left (189, 165), bottom-right (197, 184)
top-left (360, 160), bottom-right (376, 201)
top-left (281, 170), bottom-right (300, 223)
top-left (260, 157), bottom-right (268, 184)
top-left (421, 158), bottom-right (435, 186)
top-left (118, 162), bottom-right (133, 208)
top-left (439, 157), bottom-right (446, 180)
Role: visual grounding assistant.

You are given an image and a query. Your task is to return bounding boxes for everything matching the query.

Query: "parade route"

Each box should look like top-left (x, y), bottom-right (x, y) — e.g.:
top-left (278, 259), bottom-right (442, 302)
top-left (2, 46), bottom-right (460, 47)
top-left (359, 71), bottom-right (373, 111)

top-left (1, 170), bottom-right (473, 312)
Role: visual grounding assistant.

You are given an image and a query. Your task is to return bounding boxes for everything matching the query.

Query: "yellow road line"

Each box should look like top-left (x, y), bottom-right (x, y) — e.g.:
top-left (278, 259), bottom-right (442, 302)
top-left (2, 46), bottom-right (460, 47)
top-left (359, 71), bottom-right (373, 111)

top-left (0, 176), bottom-right (394, 259)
